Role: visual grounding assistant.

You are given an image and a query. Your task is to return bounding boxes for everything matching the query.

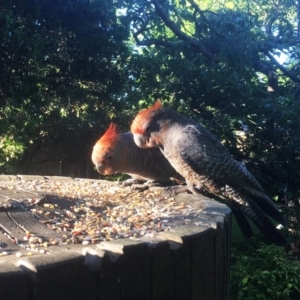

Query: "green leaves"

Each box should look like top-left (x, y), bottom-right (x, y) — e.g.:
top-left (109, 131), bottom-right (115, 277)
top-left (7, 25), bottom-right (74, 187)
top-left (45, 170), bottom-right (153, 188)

top-left (230, 243), bottom-right (300, 300)
top-left (0, 135), bottom-right (25, 166)
top-left (0, 0), bottom-right (131, 172)
top-left (118, 0), bottom-right (300, 204)
top-left (1, 0), bottom-right (300, 210)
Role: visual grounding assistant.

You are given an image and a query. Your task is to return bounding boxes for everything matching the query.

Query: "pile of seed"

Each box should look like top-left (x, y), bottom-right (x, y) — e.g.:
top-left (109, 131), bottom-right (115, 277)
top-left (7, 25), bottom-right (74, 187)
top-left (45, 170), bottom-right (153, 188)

top-left (0, 179), bottom-right (202, 246)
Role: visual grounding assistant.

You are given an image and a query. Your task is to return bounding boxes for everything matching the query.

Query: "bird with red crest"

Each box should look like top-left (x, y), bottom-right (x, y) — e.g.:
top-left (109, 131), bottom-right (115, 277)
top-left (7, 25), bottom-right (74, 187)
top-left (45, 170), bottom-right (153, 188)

top-left (131, 100), bottom-right (287, 246)
top-left (91, 122), bottom-right (183, 183)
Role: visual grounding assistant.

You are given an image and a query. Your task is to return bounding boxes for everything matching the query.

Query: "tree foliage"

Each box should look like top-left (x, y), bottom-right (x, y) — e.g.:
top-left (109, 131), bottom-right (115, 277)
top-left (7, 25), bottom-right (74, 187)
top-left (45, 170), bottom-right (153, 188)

top-left (230, 241), bottom-right (300, 299)
top-left (119, 0), bottom-right (300, 204)
top-left (0, 0), bottom-right (130, 172)
top-left (1, 2), bottom-right (299, 297)
top-left (1, 0), bottom-right (300, 206)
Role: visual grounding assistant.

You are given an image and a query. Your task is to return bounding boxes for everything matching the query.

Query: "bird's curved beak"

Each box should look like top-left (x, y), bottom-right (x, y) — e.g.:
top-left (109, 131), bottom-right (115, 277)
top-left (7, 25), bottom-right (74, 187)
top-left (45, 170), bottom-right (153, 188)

top-left (91, 145), bottom-right (114, 175)
top-left (133, 133), bottom-right (149, 148)
top-left (95, 162), bottom-right (106, 174)
top-left (95, 162), bottom-right (114, 175)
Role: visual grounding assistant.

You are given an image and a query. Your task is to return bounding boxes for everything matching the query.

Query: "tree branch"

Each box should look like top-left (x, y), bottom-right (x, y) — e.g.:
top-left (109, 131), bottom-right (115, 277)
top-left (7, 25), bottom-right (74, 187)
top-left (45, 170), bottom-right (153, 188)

top-left (250, 56), bottom-right (278, 91)
top-left (131, 0), bottom-right (300, 94)
top-left (151, 0), bottom-right (213, 60)
top-left (135, 38), bottom-right (179, 48)
top-left (265, 50), bottom-right (300, 84)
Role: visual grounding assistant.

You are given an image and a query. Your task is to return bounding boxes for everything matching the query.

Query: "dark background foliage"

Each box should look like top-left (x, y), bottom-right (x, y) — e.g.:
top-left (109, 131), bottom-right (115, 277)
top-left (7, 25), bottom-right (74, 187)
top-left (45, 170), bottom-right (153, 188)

top-left (0, 0), bottom-right (131, 176)
top-left (1, 1), bottom-right (300, 298)
top-left (1, 0), bottom-right (300, 208)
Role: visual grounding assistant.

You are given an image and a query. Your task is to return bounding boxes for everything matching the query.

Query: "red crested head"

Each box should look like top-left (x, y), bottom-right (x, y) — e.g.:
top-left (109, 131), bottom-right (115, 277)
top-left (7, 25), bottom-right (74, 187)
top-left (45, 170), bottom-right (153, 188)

top-left (131, 100), bottom-right (163, 135)
top-left (97, 123), bottom-right (119, 148)
top-left (91, 123), bottom-right (121, 175)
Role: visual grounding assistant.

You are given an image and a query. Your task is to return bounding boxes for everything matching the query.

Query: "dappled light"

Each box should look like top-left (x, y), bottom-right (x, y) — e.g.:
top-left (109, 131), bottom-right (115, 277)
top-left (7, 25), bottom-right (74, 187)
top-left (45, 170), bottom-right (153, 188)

top-left (1, 0), bottom-right (300, 299)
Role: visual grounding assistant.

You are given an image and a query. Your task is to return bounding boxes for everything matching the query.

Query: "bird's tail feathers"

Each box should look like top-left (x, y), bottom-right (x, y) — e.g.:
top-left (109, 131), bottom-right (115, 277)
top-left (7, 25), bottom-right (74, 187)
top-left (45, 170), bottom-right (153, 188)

top-left (233, 194), bottom-right (287, 246)
top-left (230, 204), bottom-right (253, 239)
top-left (246, 188), bottom-right (287, 226)
top-left (253, 194), bottom-right (286, 227)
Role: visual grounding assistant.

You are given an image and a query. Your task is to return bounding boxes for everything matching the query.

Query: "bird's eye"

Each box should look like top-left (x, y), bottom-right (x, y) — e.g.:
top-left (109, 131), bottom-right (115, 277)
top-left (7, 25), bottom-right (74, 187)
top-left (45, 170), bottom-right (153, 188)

top-left (108, 156), bottom-right (113, 160)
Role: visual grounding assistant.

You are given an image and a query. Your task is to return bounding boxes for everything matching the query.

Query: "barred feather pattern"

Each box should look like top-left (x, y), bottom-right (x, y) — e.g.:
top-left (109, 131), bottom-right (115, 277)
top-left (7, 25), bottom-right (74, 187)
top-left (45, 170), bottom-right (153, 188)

top-left (131, 103), bottom-right (287, 246)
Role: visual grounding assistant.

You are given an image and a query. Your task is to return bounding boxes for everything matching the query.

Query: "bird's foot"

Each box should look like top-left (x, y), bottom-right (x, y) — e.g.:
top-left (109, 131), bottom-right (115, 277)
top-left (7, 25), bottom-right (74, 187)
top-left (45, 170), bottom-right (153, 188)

top-left (121, 178), bottom-right (144, 186)
top-left (142, 180), bottom-right (161, 187)
top-left (160, 185), bottom-right (190, 197)
top-left (187, 182), bottom-right (202, 195)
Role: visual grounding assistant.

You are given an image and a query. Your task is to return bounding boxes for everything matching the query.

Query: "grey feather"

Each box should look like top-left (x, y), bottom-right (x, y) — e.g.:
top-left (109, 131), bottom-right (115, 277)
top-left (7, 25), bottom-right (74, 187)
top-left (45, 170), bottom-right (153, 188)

top-left (134, 107), bottom-right (287, 245)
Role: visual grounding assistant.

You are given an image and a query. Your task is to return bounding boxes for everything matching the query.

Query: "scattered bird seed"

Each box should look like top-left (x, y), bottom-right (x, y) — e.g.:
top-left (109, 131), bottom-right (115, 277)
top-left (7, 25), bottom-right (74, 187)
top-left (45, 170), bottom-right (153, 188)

top-left (0, 179), bottom-right (202, 247)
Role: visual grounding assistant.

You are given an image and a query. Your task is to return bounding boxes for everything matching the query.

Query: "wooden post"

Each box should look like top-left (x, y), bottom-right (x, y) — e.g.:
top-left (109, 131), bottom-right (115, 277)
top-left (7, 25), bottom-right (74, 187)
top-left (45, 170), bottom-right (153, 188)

top-left (0, 177), bottom-right (231, 300)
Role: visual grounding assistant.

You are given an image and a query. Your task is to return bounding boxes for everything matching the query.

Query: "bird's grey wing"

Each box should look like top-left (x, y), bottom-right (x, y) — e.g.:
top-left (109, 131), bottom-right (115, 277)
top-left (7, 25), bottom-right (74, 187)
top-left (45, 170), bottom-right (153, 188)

top-left (176, 125), bottom-right (286, 226)
top-left (176, 124), bottom-right (248, 182)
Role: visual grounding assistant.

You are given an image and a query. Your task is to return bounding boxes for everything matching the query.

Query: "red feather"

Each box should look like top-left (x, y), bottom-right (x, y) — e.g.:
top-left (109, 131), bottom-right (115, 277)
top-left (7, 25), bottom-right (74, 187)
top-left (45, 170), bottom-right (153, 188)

top-left (97, 123), bottom-right (119, 148)
top-left (131, 99), bottom-right (163, 134)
